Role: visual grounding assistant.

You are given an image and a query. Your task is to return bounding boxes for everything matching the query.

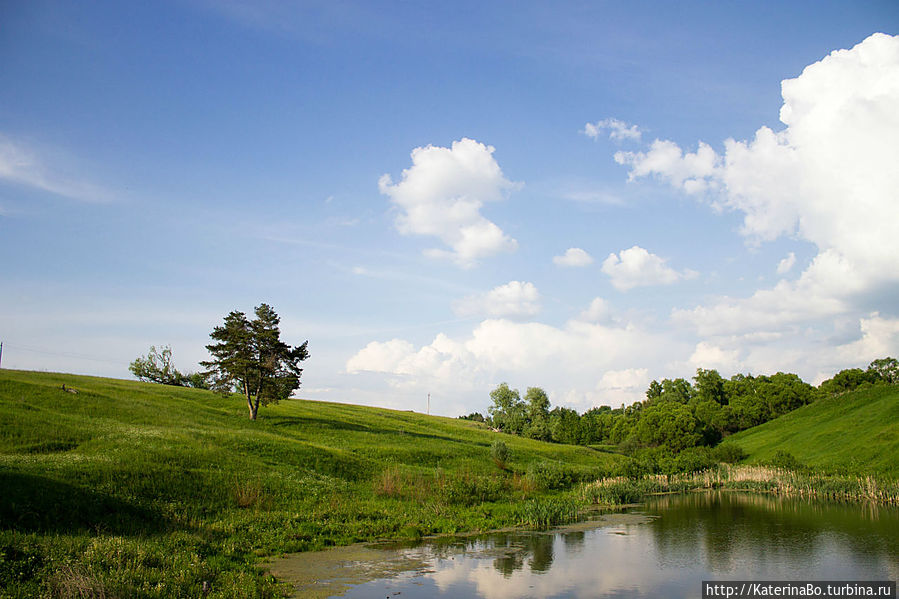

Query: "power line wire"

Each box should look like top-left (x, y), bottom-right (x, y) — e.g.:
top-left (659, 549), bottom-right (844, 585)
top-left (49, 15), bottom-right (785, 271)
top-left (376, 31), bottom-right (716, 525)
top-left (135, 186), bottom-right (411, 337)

top-left (0, 342), bottom-right (129, 367)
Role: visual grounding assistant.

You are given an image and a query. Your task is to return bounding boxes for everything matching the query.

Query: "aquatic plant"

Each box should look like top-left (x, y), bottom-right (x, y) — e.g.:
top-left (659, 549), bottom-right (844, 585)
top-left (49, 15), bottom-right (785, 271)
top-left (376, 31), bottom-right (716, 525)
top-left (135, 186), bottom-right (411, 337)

top-left (517, 497), bottom-right (581, 530)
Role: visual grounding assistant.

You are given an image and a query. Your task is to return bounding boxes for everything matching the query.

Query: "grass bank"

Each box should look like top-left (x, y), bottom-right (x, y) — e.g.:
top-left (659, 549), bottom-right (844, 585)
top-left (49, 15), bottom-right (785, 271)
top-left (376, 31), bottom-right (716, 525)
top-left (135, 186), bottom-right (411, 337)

top-left (0, 370), bottom-right (622, 598)
top-left (583, 464), bottom-right (899, 506)
top-left (729, 384), bottom-right (899, 477)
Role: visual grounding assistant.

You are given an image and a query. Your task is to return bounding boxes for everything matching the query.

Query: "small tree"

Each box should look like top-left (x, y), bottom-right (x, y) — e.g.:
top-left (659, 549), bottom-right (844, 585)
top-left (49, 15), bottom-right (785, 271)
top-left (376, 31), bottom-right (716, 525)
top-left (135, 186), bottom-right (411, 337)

top-left (491, 440), bottom-right (511, 470)
top-left (459, 412), bottom-right (486, 423)
top-left (129, 345), bottom-right (186, 386)
top-left (201, 304), bottom-right (309, 420)
top-left (488, 383), bottom-right (527, 434)
top-left (524, 387), bottom-right (551, 441)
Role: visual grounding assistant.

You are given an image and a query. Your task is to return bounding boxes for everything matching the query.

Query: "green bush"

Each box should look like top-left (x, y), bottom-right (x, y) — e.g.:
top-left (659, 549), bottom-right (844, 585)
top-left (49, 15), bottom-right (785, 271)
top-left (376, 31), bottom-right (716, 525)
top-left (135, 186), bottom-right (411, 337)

top-left (525, 461), bottom-right (589, 490)
top-left (441, 471), bottom-right (509, 506)
top-left (769, 449), bottom-right (804, 471)
top-left (491, 440), bottom-right (511, 470)
top-left (669, 447), bottom-right (716, 474)
top-left (712, 442), bottom-right (747, 464)
top-left (613, 457), bottom-right (652, 479)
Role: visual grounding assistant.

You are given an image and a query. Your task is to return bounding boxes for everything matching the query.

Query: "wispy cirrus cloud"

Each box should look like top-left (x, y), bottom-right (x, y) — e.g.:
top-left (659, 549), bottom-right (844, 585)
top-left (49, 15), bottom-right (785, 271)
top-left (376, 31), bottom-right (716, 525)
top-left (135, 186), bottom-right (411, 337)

top-left (0, 133), bottom-right (113, 203)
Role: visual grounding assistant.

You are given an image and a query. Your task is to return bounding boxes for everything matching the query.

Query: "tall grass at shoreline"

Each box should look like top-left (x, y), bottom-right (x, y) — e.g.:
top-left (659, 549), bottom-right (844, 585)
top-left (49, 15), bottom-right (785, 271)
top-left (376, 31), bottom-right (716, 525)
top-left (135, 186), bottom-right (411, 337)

top-left (583, 465), bottom-right (899, 506)
top-left (517, 497), bottom-right (581, 530)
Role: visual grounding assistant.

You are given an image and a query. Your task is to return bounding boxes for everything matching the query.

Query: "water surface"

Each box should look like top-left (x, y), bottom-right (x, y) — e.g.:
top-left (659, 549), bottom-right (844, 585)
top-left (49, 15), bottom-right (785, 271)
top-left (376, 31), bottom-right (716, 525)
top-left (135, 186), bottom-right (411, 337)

top-left (269, 492), bottom-right (899, 598)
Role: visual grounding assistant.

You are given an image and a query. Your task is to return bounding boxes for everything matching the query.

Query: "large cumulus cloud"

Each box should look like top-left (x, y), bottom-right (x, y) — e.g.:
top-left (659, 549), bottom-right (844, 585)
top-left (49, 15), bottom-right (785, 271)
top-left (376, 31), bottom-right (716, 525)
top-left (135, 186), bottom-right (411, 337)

top-left (379, 138), bottom-right (520, 268)
top-left (617, 33), bottom-right (899, 339)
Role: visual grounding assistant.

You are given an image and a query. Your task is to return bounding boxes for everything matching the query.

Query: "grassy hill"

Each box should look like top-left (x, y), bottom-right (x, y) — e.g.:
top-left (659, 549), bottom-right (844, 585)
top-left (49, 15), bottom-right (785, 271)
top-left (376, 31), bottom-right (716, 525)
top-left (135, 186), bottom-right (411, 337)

top-left (729, 384), bottom-right (899, 477)
top-left (0, 369), bottom-right (623, 598)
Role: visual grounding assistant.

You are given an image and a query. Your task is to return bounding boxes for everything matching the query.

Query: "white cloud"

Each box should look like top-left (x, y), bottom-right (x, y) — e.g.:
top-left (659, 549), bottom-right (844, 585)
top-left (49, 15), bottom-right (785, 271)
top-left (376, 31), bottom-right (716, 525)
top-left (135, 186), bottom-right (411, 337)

top-left (345, 338), bottom-right (416, 375)
top-left (583, 118), bottom-right (642, 142)
top-left (776, 252), bottom-right (796, 275)
top-left (601, 245), bottom-right (698, 291)
top-left (675, 312), bottom-right (899, 385)
top-left (425, 523), bottom-right (728, 599)
top-left (453, 281), bottom-right (541, 319)
top-left (345, 304), bottom-right (899, 416)
top-left (615, 139), bottom-right (719, 194)
top-left (596, 368), bottom-right (650, 406)
top-left (830, 312), bottom-right (899, 368)
top-left (688, 342), bottom-right (741, 372)
top-left (671, 259), bottom-right (850, 337)
top-left (617, 33), bottom-right (899, 335)
top-left (349, 35), bottom-right (899, 416)
top-left (560, 189), bottom-right (624, 206)
top-left (553, 247), bottom-right (594, 267)
top-left (379, 138), bottom-right (520, 268)
top-left (347, 297), bottom-right (686, 411)
top-left (0, 133), bottom-right (111, 203)
top-left (578, 297), bottom-right (613, 324)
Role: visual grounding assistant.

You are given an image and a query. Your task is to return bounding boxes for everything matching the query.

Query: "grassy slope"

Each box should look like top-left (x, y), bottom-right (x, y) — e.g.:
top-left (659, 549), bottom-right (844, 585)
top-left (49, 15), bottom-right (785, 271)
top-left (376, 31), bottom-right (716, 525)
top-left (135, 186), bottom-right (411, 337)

top-left (729, 384), bottom-right (899, 477)
top-left (0, 369), bottom-right (622, 598)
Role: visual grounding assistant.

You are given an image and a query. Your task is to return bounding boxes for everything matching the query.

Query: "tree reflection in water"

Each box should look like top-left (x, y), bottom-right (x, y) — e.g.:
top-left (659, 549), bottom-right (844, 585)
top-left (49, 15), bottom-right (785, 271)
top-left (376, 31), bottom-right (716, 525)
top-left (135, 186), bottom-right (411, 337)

top-left (299, 492), bottom-right (899, 599)
top-left (645, 491), bottom-right (899, 575)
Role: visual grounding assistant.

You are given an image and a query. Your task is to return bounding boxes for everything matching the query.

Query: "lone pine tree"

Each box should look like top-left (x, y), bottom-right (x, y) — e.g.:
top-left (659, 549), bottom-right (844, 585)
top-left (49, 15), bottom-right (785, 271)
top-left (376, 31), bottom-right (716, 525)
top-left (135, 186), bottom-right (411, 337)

top-left (202, 304), bottom-right (309, 420)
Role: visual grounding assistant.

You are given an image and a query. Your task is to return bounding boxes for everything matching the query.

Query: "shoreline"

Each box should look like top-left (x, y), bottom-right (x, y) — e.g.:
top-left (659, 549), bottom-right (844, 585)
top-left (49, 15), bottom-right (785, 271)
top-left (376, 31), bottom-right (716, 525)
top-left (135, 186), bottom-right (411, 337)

top-left (263, 509), bottom-right (653, 599)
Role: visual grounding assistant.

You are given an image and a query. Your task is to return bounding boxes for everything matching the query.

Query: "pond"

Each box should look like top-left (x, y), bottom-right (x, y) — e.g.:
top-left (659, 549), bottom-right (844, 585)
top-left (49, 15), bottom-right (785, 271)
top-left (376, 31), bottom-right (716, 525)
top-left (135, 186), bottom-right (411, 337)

top-left (267, 492), bottom-right (899, 598)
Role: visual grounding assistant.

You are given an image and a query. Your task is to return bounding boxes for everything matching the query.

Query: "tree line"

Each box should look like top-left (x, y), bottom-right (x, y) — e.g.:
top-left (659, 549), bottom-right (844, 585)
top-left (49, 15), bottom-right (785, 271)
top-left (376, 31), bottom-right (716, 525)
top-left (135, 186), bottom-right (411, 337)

top-left (462, 357), bottom-right (899, 454)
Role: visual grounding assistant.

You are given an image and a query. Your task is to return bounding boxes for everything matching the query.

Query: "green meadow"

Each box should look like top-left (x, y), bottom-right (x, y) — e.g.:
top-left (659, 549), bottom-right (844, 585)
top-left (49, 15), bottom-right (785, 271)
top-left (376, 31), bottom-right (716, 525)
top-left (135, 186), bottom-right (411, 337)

top-left (3, 369), bottom-right (896, 597)
top-left (582, 385), bottom-right (899, 508)
top-left (0, 369), bottom-right (623, 598)
top-left (730, 383), bottom-right (899, 477)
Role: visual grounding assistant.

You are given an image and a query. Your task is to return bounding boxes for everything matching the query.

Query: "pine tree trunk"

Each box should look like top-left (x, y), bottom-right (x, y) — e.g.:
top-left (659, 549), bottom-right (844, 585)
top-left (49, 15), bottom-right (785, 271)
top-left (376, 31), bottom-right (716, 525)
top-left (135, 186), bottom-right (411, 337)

top-left (244, 381), bottom-right (257, 420)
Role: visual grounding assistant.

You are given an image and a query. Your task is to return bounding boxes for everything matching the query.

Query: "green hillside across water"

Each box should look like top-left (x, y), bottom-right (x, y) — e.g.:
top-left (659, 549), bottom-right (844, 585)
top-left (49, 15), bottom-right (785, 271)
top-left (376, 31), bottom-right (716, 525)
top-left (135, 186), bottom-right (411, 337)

top-left (729, 384), bottom-right (899, 477)
top-left (0, 369), bottom-right (623, 598)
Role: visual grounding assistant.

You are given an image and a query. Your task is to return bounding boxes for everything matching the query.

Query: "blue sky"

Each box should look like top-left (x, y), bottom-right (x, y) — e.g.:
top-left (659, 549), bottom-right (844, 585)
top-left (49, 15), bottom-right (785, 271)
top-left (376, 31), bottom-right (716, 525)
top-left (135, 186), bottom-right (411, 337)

top-left (2, 1), bottom-right (898, 416)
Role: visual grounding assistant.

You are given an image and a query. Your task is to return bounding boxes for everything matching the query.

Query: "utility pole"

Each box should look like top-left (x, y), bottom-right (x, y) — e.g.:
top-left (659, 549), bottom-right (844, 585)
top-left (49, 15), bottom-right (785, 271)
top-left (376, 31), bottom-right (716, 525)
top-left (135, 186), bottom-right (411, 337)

top-left (0, 341), bottom-right (3, 369)
top-left (427, 393), bottom-right (430, 415)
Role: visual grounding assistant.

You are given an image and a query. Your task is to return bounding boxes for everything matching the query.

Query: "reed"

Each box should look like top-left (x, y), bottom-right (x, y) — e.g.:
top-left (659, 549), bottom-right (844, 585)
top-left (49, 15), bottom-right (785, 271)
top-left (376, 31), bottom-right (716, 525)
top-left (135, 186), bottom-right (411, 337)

top-left (583, 465), bottom-right (899, 506)
top-left (517, 497), bottom-right (582, 531)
